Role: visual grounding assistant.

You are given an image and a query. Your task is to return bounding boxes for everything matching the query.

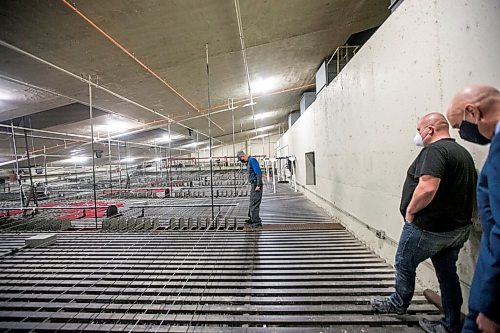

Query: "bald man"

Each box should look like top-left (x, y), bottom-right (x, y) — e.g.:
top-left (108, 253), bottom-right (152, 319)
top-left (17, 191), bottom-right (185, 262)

top-left (372, 113), bottom-right (477, 333)
top-left (447, 85), bottom-right (500, 333)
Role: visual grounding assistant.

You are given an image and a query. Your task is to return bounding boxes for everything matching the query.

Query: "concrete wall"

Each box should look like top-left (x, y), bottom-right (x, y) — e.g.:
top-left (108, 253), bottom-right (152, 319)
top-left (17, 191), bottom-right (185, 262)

top-left (277, 0), bottom-right (500, 310)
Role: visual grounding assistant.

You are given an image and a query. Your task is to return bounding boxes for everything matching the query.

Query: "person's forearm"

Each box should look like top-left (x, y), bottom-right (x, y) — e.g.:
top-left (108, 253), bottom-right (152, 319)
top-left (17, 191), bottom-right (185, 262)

top-left (407, 186), bottom-right (435, 215)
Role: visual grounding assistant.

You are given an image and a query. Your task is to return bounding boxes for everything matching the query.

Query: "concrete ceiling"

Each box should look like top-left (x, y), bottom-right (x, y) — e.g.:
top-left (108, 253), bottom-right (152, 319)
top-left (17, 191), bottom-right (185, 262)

top-left (0, 0), bottom-right (389, 167)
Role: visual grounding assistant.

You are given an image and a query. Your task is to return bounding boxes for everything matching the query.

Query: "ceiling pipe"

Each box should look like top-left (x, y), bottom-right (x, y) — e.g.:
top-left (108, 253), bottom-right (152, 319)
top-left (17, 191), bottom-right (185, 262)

top-left (60, 0), bottom-right (225, 133)
top-left (0, 126), bottom-right (190, 153)
top-left (125, 82), bottom-right (315, 130)
top-left (0, 74), bottom-right (133, 122)
top-left (0, 40), bottom-right (219, 143)
top-left (0, 123), bottom-right (192, 168)
top-left (0, 75), bottom-right (222, 147)
top-left (234, 0), bottom-right (258, 136)
top-left (176, 105), bottom-right (240, 123)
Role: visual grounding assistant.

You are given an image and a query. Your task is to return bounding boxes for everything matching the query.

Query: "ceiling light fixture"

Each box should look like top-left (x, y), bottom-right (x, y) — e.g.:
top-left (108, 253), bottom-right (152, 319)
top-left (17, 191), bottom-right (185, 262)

top-left (120, 157), bottom-right (135, 163)
top-left (252, 77), bottom-right (277, 94)
top-left (254, 112), bottom-right (272, 120)
top-left (184, 142), bottom-right (205, 148)
top-left (156, 134), bottom-right (183, 143)
top-left (0, 89), bottom-right (13, 101)
top-left (69, 156), bottom-right (89, 163)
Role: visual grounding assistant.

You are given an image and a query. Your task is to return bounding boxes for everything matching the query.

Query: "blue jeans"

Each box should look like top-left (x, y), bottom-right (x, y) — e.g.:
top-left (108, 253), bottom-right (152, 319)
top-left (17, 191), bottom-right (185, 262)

top-left (389, 222), bottom-right (470, 333)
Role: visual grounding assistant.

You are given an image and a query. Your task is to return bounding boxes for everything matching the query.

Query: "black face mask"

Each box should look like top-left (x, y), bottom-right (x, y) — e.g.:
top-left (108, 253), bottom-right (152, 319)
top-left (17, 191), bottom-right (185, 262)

top-left (459, 120), bottom-right (491, 145)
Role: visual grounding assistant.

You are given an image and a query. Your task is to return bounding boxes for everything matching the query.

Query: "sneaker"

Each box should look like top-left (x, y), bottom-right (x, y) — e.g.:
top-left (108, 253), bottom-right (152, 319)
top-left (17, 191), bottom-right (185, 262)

top-left (244, 219), bottom-right (252, 224)
top-left (419, 318), bottom-right (451, 333)
top-left (251, 223), bottom-right (263, 229)
top-left (370, 297), bottom-right (406, 315)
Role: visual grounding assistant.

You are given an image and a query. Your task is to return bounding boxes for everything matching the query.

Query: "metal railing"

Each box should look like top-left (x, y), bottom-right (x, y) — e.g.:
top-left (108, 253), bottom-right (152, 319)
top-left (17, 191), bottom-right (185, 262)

top-left (326, 45), bottom-right (359, 84)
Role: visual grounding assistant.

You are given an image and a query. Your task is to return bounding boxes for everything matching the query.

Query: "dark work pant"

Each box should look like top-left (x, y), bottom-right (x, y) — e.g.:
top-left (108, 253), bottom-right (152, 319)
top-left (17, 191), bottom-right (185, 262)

top-left (389, 222), bottom-right (470, 333)
top-left (248, 184), bottom-right (262, 224)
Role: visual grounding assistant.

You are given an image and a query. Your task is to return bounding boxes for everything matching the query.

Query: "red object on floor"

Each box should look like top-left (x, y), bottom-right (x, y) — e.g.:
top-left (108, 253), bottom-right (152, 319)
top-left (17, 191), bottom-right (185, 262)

top-left (1, 201), bottom-right (123, 220)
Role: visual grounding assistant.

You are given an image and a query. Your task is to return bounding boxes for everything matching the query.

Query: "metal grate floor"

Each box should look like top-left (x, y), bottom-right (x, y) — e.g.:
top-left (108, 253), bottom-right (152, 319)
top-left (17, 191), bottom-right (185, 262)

top-left (0, 187), bottom-right (439, 332)
top-left (0, 230), bottom-right (439, 332)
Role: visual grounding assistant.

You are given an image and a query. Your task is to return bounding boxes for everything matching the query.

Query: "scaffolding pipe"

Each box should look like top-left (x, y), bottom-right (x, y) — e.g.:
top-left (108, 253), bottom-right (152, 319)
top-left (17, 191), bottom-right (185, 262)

top-left (108, 133), bottom-right (112, 194)
top-left (11, 122), bottom-right (25, 207)
top-left (231, 98), bottom-right (237, 195)
top-left (126, 142), bottom-right (131, 189)
top-left (0, 40), bottom-right (221, 144)
top-left (0, 123), bottom-right (191, 169)
top-left (271, 159), bottom-right (276, 194)
top-left (43, 146), bottom-right (48, 186)
top-left (23, 121), bottom-right (38, 208)
top-left (88, 77), bottom-right (98, 229)
top-left (117, 139), bottom-right (122, 188)
top-left (168, 122), bottom-right (173, 196)
top-left (206, 43), bottom-right (215, 220)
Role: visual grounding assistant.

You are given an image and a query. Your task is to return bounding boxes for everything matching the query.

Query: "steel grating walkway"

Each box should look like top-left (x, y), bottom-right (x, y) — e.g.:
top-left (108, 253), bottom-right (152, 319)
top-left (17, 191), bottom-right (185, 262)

top-left (0, 187), bottom-right (440, 332)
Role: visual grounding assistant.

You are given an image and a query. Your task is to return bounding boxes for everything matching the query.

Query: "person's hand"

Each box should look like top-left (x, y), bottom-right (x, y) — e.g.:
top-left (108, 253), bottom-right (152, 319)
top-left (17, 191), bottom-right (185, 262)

top-left (477, 313), bottom-right (500, 333)
top-left (255, 186), bottom-right (261, 192)
top-left (405, 211), bottom-right (414, 223)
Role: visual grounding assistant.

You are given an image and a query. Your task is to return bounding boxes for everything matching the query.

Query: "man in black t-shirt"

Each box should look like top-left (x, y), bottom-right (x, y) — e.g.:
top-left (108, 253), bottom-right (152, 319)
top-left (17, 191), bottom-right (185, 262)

top-left (371, 113), bottom-right (477, 333)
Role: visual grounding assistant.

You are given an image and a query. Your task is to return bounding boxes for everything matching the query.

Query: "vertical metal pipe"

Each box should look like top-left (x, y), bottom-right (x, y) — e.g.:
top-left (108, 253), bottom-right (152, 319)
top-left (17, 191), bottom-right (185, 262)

top-left (268, 134), bottom-right (271, 158)
top-left (23, 122), bottom-right (37, 207)
top-left (168, 122), bottom-right (173, 196)
top-left (231, 98), bottom-right (237, 195)
top-left (196, 130), bottom-right (200, 168)
top-left (124, 141), bottom-right (129, 188)
top-left (155, 144), bottom-right (158, 183)
top-left (28, 118), bottom-right (36, 170)
top-left (261, 136), bottom-right (265, 156)
top-left (11, 123), bottom-right (24, 207)
top-left (117, 139), bottom-right (122, 188)
top-left (108, 133), bottom-right (112, 194)
top-left (28, 118), bottom-right (37, 169)
top-left (206, 43), bottom-right (214, 220)
top-left (43, 145), bottom-right (48, 185)
top-left (88, 77), bottom-right (98, 229)
top-left (159, 146), bottom-right (163, 179)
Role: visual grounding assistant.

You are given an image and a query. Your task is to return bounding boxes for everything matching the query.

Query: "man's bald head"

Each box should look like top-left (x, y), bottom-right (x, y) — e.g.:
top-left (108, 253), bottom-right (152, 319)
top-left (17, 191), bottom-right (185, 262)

top-left (447, 85), bottom-right (500, 128)
top-left (446, 85), bottom-right (500, 140)
top-left (419, 112), bottom-right (450, 132)
top-left (417, 112), bottom-right (450, 146)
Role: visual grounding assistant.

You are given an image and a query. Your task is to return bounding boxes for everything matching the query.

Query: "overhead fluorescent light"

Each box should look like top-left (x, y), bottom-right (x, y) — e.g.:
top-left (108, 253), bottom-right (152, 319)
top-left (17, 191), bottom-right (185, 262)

top-left (155, 134), bottom-right (183, 143)
top-left (58, 156), bottom-right (90, 164)
top-left (0, 89), bottom-right (13, 100)
top-left (254, 112), bottom-right (272, 120)
top-left (71, 156), bottom-right (89, 163)
top-left (183, 142), bottom-right (205, 148)
top-left (252, 77), bottom-right (277, 94)
top-left (200, 144), bottom-right (221, 150)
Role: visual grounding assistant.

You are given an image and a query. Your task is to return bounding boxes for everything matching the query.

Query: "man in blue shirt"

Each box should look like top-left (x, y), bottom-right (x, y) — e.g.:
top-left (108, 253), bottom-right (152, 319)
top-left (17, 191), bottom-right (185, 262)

top-left (237, 151), bottom-right (263, 229)
top-left (447, 85), bottom-right (500, 333)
